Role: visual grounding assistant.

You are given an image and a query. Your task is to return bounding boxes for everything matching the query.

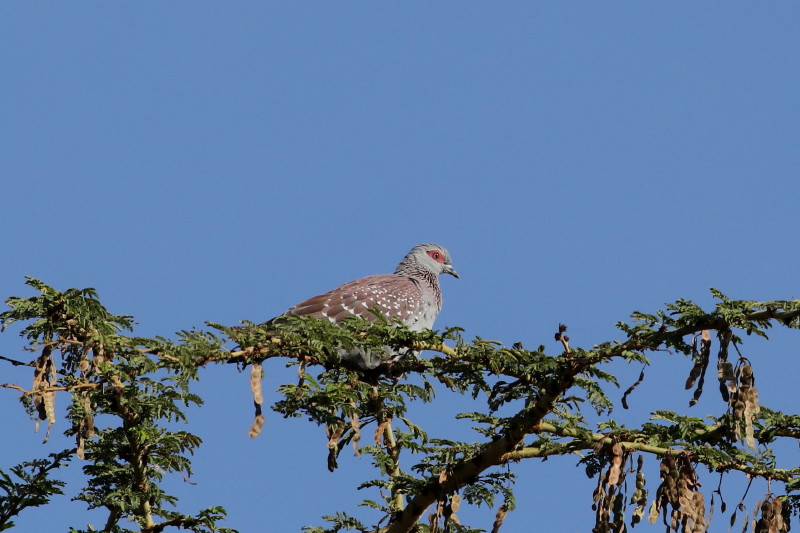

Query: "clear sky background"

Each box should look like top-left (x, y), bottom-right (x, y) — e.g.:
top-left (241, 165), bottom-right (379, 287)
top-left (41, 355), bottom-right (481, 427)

top-left (1, 3), bottom-right (799, 532)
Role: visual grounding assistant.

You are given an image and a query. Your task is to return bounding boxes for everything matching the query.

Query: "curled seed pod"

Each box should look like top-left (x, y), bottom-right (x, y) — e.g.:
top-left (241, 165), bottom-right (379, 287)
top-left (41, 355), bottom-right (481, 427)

top-left (248, 414), bottom-right (265, 439)
top-left (492, 505), bottom-right (508, 533)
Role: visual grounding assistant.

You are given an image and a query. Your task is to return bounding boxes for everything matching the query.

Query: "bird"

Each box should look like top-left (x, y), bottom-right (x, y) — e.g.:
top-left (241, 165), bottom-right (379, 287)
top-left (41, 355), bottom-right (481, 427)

top-left (270, 243), bottom-right (458, 370)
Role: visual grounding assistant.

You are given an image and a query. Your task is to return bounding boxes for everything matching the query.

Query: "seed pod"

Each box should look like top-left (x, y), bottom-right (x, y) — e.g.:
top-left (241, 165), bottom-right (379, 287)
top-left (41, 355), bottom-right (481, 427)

top-left (647, 499), bottom-right (659, 524)
top-left (248, 414), bottom-right (265, 439)
top-left (451, 494), bottom-right (461, 512)
top-left (350, 412), bottom-right (361, 456)
top-left (250, 363), bottom-right (264, 405)
top-left (739, 364), bottom-right (753, 387)
top-left (491, 505), bottom-right (508, 533)
top-left (374, 419), bottom-right (391, 447)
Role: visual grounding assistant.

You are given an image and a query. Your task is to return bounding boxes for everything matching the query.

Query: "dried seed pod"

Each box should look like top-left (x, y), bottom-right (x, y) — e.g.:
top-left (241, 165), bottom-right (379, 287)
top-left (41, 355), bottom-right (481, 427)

top-left (647, 499), bottom-right (659, 525)
top-left (250, 363), bottom-right (264, 405)
top-left (677, 478), bottom-right (692, 509)
top-left (326, 423), bottom-right (344, 450)
top-left (630, 455), bottom-right (648, 526)
top-left (739, 364), bottom-right (753, 387)
top-left (669, 508), bottom-right (679, 530)
top-left (298, 357), bottom-right (308, 379)
top-left (605, 443), bottom-right (625, 487)
top-left (491, 505), bottom-right (508, 533)
top-left (718, 360), bottom-right (734, 381)
top-left (692, 492), bottom-right (706, 529)
top-left (450, 493), bottom-right (461, 512)
top-left (374, 419), bottom-right (391, 447)
top-left (83, 399), bottom-right (95, 439)
top-left (349, 412), bottom-right (360, 456)
top-left (746, 387), bottom-right (760, 409)
top-left (93, 344), bottom-right (106, 369)
top-left (248, 414), bottom-right (265, 439)
top-left (43, 390), bottom-right (56, 425)
top-left (718, 360), bottom-right (734, 402)
top-left (76, 436), bottom-right (86, 460)
top-left (685, 363), bottom-right (702, 390)
top-left (595, 446), bottom-right (630, 533)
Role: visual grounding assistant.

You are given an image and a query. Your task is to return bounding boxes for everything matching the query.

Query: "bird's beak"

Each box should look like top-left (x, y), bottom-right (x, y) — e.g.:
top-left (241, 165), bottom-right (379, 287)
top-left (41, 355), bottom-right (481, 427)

top-left (444, 264), bottom-right (459, 278)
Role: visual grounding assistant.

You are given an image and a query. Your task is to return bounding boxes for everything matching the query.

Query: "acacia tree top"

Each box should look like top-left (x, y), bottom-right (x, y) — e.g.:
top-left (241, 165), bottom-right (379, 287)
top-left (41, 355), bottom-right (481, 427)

top-left (1, 277), bottom-right (799, 533)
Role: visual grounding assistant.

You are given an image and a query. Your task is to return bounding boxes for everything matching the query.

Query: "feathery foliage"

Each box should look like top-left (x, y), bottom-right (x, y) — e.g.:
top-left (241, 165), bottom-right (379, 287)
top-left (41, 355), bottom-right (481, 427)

top-left (2, 277), bottom-right (800, 532)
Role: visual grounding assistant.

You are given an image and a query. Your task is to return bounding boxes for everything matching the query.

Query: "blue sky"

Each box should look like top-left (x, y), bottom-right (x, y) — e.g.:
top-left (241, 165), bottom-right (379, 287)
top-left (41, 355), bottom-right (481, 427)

top-left (1, 3), bottom-right (799, 532)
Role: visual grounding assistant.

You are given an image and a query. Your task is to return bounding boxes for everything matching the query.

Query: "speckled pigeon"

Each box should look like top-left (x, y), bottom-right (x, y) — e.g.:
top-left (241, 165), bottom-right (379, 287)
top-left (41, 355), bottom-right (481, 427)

top-left (272, 243), bottom-right (458, 369)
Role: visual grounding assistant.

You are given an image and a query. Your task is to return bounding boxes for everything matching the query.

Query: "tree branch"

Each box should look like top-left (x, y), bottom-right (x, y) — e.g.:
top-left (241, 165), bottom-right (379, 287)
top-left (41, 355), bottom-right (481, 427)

top-left (0, 382), bottom-right (100, 395)
top-left (387, 369), bottom-right (578, 533)
top-left (503, 422), bottom-right (800, 482)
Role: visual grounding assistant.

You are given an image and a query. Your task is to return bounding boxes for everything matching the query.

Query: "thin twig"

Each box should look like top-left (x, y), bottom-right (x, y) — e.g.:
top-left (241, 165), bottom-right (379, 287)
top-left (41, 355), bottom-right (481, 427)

top-left (0, 382), bottom-right (101, 396)
top-left (0, 354), bottom-right (35, 367)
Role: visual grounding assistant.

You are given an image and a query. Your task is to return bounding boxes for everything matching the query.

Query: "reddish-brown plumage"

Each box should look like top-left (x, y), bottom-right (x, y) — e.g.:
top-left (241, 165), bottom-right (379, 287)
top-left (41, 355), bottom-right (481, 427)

top-left (273, 243), bottom-right (458, 369)
top-left (287, 274), bottom-right (426, 326)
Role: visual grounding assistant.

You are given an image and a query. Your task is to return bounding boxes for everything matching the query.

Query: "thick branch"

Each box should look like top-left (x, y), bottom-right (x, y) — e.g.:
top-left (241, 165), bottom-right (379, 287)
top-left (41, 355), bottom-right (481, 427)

top-left (387, 370), bottom-right (577, 533)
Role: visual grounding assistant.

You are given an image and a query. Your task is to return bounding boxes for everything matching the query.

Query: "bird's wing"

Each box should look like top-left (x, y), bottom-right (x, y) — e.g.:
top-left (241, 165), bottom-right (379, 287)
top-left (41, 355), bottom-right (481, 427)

top-left (286, 274), bottom-right (424, 325)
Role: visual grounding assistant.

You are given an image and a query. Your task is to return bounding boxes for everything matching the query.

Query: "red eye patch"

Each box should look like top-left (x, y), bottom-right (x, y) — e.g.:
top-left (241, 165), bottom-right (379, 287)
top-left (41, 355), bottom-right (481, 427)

top-left (427, 250), bottom-right (444, 263)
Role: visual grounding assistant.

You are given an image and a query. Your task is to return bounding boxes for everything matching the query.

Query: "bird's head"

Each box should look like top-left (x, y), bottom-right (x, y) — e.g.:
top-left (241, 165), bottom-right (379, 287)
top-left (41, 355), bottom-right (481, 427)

top-left (398, 243), bottom-right (459, 279)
